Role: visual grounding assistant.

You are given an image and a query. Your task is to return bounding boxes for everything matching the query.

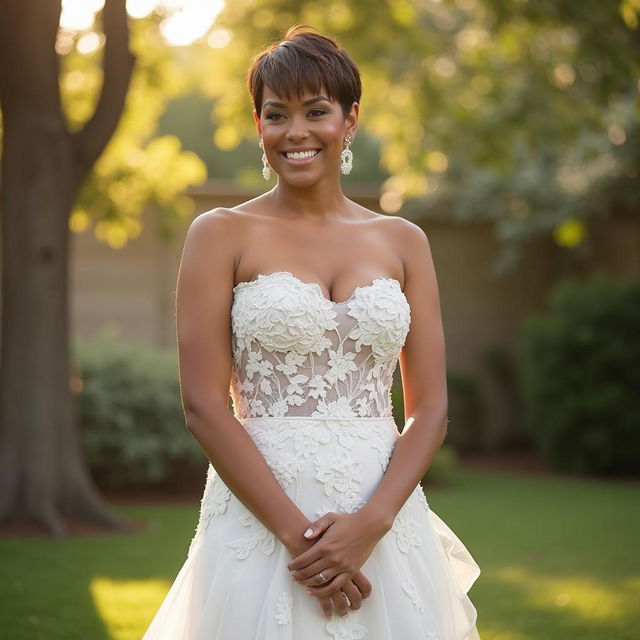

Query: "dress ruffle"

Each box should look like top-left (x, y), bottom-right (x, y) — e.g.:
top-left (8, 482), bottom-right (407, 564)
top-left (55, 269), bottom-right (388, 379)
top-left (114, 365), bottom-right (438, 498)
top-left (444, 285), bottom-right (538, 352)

top-left (428, 509), bottom-right (481, 640)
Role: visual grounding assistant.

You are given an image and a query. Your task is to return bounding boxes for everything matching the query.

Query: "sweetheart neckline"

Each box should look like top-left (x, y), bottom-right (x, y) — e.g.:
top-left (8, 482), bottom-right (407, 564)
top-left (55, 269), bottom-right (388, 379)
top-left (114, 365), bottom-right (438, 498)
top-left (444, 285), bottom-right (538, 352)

top-left (232, 270), bottom-right (404, 306)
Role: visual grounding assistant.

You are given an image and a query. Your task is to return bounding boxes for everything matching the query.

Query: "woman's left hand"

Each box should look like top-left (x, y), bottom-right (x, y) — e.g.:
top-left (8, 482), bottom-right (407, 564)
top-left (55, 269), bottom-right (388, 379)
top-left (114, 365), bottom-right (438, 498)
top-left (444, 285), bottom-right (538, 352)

top-left (287, 508), bottom-right (391, 598)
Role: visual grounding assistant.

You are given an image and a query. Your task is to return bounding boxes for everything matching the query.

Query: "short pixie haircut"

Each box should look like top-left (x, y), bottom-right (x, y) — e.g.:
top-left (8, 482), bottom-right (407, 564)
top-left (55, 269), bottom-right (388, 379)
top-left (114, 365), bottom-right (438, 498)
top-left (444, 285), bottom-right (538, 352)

top-left (247, 25), bottom-right (362, 119)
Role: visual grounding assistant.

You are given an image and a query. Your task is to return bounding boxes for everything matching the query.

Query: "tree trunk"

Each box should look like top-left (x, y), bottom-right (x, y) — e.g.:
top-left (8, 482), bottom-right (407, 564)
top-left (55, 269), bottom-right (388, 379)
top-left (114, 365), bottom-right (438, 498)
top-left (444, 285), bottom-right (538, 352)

top-left (0, 0), bottom-right (135, 536)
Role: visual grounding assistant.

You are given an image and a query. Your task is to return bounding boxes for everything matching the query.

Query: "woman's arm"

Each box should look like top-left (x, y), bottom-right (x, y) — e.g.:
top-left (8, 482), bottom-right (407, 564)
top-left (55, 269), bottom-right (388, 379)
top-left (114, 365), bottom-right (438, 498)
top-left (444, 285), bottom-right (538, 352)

top-left (176, 210), bottom-right (311, 549)
top-left (288, 219), bottom-right (449, 597)
top-left (359, 219), bottom-right (449, 530)
top-left (175, 209), bottom-right (372, 617)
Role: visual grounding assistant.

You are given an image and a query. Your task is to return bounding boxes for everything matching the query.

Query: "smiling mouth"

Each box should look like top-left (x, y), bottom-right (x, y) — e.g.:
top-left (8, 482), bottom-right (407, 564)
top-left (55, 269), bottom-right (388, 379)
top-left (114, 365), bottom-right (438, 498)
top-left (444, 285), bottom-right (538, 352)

top-left (282, 149), bottom-right (321, 160)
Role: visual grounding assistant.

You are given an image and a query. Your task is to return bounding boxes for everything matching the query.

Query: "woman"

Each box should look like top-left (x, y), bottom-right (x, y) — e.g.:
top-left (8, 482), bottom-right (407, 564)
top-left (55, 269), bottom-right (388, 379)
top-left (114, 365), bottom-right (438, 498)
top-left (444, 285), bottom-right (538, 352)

top-left (142, 25), bottom-right (481, 640)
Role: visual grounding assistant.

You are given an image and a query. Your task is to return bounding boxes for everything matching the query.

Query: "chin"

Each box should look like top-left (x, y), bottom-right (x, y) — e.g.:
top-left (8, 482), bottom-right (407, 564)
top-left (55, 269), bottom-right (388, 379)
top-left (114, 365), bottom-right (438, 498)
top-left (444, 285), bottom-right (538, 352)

top-left (278, 171), bottom-right (331, 190)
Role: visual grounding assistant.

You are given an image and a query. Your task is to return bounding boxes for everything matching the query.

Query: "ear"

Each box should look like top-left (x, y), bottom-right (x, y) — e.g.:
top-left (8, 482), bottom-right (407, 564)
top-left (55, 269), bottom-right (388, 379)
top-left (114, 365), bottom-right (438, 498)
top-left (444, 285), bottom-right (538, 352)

top-left (345, 101), bottom-right (359, 141)
top-left (253, 109), bottom-right (263, 138)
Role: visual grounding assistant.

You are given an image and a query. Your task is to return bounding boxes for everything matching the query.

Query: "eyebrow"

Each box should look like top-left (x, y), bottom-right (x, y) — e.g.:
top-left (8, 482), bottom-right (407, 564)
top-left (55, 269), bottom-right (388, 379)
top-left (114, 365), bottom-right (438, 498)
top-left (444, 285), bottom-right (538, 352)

top-left (262, 95), bottom-right (331, 109)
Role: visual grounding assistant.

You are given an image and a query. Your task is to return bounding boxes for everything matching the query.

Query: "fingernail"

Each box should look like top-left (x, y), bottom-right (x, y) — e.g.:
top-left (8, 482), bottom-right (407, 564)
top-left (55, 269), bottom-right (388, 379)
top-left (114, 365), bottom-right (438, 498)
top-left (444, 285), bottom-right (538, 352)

top-left (306, 589), bottom-right (312, 594)
top-left (304, 528), bottom-right (313, 538)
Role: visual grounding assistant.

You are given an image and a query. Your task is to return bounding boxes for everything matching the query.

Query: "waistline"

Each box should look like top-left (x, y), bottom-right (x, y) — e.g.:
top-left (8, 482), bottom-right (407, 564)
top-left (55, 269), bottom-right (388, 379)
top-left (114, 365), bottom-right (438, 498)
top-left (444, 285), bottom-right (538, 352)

top-left (237, 415), bottom-right (397, 424)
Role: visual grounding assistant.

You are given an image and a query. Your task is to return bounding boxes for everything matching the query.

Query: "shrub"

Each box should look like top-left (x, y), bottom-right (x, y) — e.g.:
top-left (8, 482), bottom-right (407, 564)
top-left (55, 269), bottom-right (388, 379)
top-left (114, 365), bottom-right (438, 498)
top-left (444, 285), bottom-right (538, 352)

top-left (73, 331), bottom-right (207, 489)
top-left (519, 271), bottom-right (640, 474)
top-left (391, 377), bottom-right (459, 485)
top-left (445, 371), bottom-right (485, 452)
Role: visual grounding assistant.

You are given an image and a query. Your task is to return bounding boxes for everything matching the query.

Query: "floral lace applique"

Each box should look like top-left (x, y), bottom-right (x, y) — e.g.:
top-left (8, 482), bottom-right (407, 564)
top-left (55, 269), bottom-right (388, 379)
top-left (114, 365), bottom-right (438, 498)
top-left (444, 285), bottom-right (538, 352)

top-left (230, 272), bottom-right (411, 420)
top-left (315, 448), bottom-right (364, 514)
top-left (188, 466), bottom-right (231, 555)
top-left (243, 418), bottom-right (397, 496)
top-left (346, 282), bottom-right (411, 362)
top-left (401, 580), bottom-right (425, 613)
top-left (227, 512), bottom-right (276, 560)
top-left (325, 613), bottom-right (367, 639)
top-left (391, 514), bottom-right (424, 553)
top-left (233, 273), bottom-right (338, 355)
top-left (274, 591), bottom-right (293, 625)
top-left (200, 467), bottom-right (232, 525)
top-left (414, 484), bottom-right (430, 511)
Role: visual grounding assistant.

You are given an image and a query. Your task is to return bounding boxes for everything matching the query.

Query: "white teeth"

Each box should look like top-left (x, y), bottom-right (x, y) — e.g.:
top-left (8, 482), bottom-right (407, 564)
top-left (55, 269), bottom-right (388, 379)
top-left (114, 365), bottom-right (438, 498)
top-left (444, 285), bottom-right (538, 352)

top-left (285, 150), bottom-right (319, 160)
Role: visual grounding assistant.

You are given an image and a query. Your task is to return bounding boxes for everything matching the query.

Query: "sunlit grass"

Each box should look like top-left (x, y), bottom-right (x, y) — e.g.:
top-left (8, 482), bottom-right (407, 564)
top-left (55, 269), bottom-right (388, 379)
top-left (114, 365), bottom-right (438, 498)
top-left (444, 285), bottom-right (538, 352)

top-left (0, 469), bottom-right (638, 639)
top-left (493, 566), bottom-right (639, 624)
top-left (91, 577), bottom-right (170, 640)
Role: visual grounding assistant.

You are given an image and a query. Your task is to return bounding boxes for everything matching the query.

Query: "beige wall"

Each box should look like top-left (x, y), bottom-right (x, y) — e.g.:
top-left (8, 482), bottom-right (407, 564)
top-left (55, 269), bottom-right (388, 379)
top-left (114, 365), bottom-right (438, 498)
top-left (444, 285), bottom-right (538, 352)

top-left (69, 180), bottom-right (640, 448)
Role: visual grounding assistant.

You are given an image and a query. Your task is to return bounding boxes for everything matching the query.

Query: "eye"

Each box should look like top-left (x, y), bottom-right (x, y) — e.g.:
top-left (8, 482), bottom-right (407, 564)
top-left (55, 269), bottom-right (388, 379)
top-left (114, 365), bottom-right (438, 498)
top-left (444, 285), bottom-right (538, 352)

top-left (307, 108), bottom-right (326, 117)
top-left (265, 112), bottom-right (284, 121)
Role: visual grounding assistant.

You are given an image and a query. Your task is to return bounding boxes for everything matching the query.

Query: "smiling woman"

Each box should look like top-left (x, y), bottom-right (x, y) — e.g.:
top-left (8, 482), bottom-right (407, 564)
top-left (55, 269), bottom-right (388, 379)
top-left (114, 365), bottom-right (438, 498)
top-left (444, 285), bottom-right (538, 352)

top-left (141, 24), bottom-right (482, 640)
top-left (247, 29), bottom-right (361, 188)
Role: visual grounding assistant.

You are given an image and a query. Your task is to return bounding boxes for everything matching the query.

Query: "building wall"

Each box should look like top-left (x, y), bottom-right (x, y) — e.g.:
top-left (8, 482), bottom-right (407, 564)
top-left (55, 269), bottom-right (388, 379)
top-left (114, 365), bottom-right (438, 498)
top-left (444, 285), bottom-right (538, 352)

top-left (69, 181), bottom-right (640, 448)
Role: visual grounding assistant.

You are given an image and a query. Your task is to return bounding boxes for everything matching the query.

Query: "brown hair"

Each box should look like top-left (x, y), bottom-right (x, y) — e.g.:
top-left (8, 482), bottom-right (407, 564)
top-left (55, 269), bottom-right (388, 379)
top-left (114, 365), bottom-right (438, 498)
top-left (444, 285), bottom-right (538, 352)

top-left (247, 25), bottom-right (362, 118)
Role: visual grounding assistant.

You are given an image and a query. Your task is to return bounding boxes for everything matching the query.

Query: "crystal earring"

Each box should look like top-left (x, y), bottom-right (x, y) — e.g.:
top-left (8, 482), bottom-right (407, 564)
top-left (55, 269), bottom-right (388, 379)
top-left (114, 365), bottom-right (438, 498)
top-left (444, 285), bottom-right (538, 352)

top-left (340, 135), bottom-right (353, 175)
top-left (259, 138), bottom-right (271, 180)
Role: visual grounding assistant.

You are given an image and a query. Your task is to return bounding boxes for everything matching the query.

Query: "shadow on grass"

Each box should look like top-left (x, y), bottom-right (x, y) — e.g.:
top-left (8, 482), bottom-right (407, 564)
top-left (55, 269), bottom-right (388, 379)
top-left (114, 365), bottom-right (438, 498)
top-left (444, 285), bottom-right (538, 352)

top-left (0, 503), bottom-right (199, 640)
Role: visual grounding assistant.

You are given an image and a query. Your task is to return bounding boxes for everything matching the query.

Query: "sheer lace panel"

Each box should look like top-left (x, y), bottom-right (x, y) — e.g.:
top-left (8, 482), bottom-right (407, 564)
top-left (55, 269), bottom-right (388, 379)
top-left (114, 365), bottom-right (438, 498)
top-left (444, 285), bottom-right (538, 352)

top-left (229, 271), bottom-right (411, 420)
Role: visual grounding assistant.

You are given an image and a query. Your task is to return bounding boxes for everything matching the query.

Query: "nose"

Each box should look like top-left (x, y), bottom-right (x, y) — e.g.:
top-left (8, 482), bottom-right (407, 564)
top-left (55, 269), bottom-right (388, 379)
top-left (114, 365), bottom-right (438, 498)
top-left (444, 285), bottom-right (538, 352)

top-left (286, 114), bottom-right (309, 142)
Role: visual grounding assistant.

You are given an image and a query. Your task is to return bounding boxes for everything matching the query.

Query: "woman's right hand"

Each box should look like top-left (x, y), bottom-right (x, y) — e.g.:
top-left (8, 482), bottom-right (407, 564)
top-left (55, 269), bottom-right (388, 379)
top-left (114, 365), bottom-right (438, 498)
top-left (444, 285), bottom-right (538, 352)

top-left (286, 538), bottom-right (372, 618)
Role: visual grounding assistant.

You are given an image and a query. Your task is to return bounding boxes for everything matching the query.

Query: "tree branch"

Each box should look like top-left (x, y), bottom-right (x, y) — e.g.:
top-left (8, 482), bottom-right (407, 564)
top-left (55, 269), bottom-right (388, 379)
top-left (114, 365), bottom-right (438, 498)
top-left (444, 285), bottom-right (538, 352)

top-left (72, 0), bottom-right (135, 178)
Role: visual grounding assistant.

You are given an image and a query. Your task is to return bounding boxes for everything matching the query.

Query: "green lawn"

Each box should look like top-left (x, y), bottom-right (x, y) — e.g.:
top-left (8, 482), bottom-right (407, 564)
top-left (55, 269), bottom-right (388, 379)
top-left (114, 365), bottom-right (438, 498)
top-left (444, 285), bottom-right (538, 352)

top-left (1, 469), bottom-right (638, 640)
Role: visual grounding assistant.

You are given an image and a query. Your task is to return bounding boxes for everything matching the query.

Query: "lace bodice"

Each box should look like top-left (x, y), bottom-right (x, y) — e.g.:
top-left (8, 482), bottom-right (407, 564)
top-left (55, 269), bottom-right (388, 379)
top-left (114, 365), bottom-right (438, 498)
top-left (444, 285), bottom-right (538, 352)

top-left (229, 271), bottom-right (411, 420)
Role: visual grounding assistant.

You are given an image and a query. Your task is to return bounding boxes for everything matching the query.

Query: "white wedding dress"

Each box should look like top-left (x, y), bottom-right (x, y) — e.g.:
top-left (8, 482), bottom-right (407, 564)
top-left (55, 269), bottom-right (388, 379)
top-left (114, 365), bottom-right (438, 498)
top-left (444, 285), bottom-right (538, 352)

top-left (142, 271), bottom-right (481, 640)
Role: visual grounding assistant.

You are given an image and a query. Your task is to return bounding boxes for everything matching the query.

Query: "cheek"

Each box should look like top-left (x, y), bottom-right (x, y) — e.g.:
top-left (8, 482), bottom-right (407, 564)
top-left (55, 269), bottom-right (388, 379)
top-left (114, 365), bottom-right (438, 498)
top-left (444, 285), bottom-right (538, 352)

top-left (318, 123), bottom-right (345, 148)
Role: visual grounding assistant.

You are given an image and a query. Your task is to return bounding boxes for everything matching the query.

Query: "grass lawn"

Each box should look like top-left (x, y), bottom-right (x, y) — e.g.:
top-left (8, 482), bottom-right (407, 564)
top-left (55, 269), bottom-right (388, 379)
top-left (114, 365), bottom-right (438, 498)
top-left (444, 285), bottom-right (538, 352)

top-left (0, 468), bottom-right (638, 640)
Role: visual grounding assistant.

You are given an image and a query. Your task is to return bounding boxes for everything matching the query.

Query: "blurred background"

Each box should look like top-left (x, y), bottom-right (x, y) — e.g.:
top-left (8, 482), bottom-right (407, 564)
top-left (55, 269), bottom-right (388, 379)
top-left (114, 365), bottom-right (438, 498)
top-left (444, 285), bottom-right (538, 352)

top-left (0, 1), bottom-right (638, 639)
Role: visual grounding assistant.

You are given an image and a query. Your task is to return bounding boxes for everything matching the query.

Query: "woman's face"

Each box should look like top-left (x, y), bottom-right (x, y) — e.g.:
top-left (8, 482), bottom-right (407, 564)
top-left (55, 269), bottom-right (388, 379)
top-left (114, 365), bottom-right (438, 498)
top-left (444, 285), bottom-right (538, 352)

top-left (254, 84), bottom-right (358, 189)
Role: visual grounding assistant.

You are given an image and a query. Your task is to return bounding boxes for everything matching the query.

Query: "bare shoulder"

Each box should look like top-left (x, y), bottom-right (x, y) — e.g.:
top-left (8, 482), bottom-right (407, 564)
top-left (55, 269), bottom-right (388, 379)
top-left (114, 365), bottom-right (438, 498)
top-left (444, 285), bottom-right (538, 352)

top-left (351, 202), bottom-right (424, 239)
top-left (187, 206), bottom-right (239, 235)
top-left (385, 215), bottom-right (428, 245)
top-left (183, 207), bottom-right (243, 256)
top-left (382, 216), bottom-right (433, 286)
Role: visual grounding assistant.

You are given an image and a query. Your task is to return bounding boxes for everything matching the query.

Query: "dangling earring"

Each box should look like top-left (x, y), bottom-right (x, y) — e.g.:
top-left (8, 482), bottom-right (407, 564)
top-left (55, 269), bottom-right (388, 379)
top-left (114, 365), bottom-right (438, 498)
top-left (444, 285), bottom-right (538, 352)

top-left (259, 138), bottom-right (271, 180)
top-left (340, 135), bottom-right (353, 175)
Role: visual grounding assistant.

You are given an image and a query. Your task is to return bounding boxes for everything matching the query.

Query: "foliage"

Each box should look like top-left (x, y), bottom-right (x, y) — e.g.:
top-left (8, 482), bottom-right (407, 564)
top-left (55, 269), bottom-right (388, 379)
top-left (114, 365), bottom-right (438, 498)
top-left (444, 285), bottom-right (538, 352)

top-left (73, 331), bottom-right (207, 489)
top-left (187, 0), bottom-right (639, 272)
top-left (445, 370), bottom-right (486, 452)
top-left (58, 12), bottom-right (207, 248)
top-left (392, 376), bottom-right (460, 484)
top-left (519, 270), bottom-right (640, 474)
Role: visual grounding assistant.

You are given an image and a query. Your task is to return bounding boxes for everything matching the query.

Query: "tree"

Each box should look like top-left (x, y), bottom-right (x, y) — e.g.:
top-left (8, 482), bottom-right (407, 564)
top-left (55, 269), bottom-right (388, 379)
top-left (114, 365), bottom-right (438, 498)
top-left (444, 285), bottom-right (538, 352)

top-left (195, 0), bottom-right (639, 273)
top-left (0, 0), bottom-right (205, 535)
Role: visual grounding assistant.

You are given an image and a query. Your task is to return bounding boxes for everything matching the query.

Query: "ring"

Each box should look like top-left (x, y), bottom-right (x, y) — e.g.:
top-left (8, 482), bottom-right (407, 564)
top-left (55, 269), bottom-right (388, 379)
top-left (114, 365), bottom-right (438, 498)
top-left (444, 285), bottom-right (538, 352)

top-left (318, 571), bottom-right (328, 583)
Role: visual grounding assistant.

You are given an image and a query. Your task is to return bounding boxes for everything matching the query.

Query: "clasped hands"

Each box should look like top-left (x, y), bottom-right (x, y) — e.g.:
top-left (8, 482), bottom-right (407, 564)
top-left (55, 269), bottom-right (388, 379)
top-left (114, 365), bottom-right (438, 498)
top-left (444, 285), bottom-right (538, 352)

top-left (285, 508), bottom-right (390, 619)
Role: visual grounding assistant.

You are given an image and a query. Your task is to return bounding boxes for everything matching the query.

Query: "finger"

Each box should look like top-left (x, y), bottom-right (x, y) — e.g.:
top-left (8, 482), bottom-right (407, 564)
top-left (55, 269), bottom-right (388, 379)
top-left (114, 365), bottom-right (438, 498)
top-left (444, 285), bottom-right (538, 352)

top-left (306, 572), bottom-right (351, 598)
top-left (292, 558), bottom-right (335, 583)
top-left (318, 595), bottom-right (333, 620)
top-left (303, 513), bottom-right (335, 539)
top-left (296, 566), bottom-right (338, 588)
top-left (342, 581), bottom-right (362, 610)
top-left (351, 571), bottom-right (373, 599)
top-left (330, 588), bottom-right (350, 618)
top-left (287, 544), bottom-right (324, 572)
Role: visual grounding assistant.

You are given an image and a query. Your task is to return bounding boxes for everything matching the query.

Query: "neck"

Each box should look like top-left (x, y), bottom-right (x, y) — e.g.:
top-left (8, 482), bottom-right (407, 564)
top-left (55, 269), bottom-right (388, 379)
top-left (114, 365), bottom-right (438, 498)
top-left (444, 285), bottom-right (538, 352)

top-left (268, 174), bottom-right (350, 221)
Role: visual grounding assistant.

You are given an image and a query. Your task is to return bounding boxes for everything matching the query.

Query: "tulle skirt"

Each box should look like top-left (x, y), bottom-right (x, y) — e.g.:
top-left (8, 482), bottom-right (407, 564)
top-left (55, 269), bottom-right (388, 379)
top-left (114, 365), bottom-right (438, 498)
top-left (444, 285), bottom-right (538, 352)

top-left (142, 415), bottom-right (481, 639)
